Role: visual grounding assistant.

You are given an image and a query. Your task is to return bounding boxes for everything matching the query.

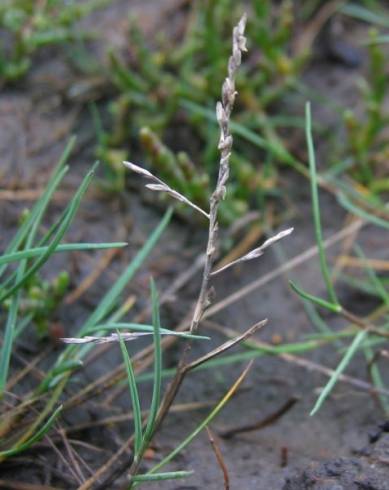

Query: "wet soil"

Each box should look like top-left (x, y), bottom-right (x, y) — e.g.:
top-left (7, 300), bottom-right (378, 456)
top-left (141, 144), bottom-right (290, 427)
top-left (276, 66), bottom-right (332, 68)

top-left (1, 2), bottom-right (389, 489)
top-left (284, 432), bottom-right (389, 490)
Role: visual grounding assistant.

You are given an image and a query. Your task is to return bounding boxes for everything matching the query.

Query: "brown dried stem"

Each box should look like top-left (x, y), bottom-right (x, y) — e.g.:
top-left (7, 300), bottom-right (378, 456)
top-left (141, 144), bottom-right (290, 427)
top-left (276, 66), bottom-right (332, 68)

top-left (219, 396), bottom-right (298, 439)
top-left (206, 426), bottom-right (230, 490)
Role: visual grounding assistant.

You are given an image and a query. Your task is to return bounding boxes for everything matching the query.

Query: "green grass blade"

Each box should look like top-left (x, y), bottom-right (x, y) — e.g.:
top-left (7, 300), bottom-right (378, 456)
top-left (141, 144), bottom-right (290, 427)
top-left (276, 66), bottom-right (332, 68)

top-left (143, 279), bottom-right (162, 442)
top-left (0, 242), bottom-right (127, 266)
top-left (0, 150), bottom-right (80, 391)
top-left (0, 165), bottom-right (96, 303)
top-left (289, 280), bottom-right (341, 313)
top-left (0, 294), bottom-right (20, 394)
top-left (0, 164), bottom-right (94, 296)
top-left (0, 166), bottom-right (68, 279)
top-left (37, 360), bottom-right (84, 393)
top-left (0, 170), bottom-right (70, 293)
top-left (340, 272), bottom-right (389, 297)
top-left (303, 301), bottom-right (334, 336)
top-left (21, 208), bottom-right (173, 446)
top-left (118, 331), bottom-right (143, 457)
top-left (354, 244), bottom-right (389, 308)
top-left (340, 4), bottom-right (389, 28)
top-left (338, 192), bottom-right (389, 230)
top-left (310, 330), bottom-right (367, 416)
top-left (305, 102), bottom-right (339, 305)
top-left (0, 136), bottom-right (75, 278)
top-left (0, 405), bottom-right (62, 459)
top-left (131, 471), bottom-right (193, 483)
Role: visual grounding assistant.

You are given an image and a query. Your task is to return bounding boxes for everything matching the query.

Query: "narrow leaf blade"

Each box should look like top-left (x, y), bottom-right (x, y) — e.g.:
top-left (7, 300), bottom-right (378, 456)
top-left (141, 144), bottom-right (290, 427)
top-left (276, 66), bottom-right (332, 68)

top-left (118, 331), bottom-right (143, 456)
top-left (310, 330), bottom-right (367, 416)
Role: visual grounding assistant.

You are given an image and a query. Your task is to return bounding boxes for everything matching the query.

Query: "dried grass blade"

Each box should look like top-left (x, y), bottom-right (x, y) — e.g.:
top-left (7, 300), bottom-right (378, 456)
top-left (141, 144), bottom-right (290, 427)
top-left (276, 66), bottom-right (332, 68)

top-left (211, 228), bottom-right (293, 275)
top-left (123, 161), bottom-right (210, 219)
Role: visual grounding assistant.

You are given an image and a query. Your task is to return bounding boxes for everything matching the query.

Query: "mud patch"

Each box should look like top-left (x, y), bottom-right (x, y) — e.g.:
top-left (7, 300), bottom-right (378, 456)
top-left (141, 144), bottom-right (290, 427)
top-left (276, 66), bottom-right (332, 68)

top-left (284, 432), bottom-right (389, 490)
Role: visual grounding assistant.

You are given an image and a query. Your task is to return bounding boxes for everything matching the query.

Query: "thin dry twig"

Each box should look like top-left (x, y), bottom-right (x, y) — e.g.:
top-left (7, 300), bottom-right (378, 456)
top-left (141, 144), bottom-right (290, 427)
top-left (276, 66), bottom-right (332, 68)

top-left (185, 320), bottom-right (267, 373)
top-left (45, 436), bottom-right (82, 486)
top-left (78, 435), bottom-right (134, 490)
top-left (6, 347), bottom-right (49, 391)
top-left (0, 189), bottom-right (71, 202)
top-left (206, 426), bottom-right (230, 490)
top-left (219, 396), bottom-right (299, 439)
top-left (58, 428), bottom-right (86, 483)
top-left (336, 256), bottom-right (389, 272)
top-left (340, 308), bottom-right (389, 340)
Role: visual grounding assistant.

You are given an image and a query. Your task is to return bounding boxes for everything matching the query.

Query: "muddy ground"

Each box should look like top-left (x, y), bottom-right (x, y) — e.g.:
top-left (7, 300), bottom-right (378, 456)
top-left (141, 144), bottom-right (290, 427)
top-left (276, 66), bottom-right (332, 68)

top-left (1, 1), bottom-right (389, 489)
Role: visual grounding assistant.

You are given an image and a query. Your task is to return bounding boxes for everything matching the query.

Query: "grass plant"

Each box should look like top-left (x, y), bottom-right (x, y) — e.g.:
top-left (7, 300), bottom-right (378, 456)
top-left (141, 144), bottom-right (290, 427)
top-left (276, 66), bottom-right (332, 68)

top-left (0, 140), bottom-right (132, 459)
top-left (290, 102), bottom-right (389, 416)
top-left (1, 2), bottom-right (389, 487)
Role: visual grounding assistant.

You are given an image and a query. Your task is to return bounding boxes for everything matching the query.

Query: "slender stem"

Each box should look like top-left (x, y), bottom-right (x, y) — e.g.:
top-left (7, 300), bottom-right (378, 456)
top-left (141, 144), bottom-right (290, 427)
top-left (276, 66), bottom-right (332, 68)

top-left (190, 15), bottom-right (247, 333)
top-left (305, 102), bottom-right (339, 305)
